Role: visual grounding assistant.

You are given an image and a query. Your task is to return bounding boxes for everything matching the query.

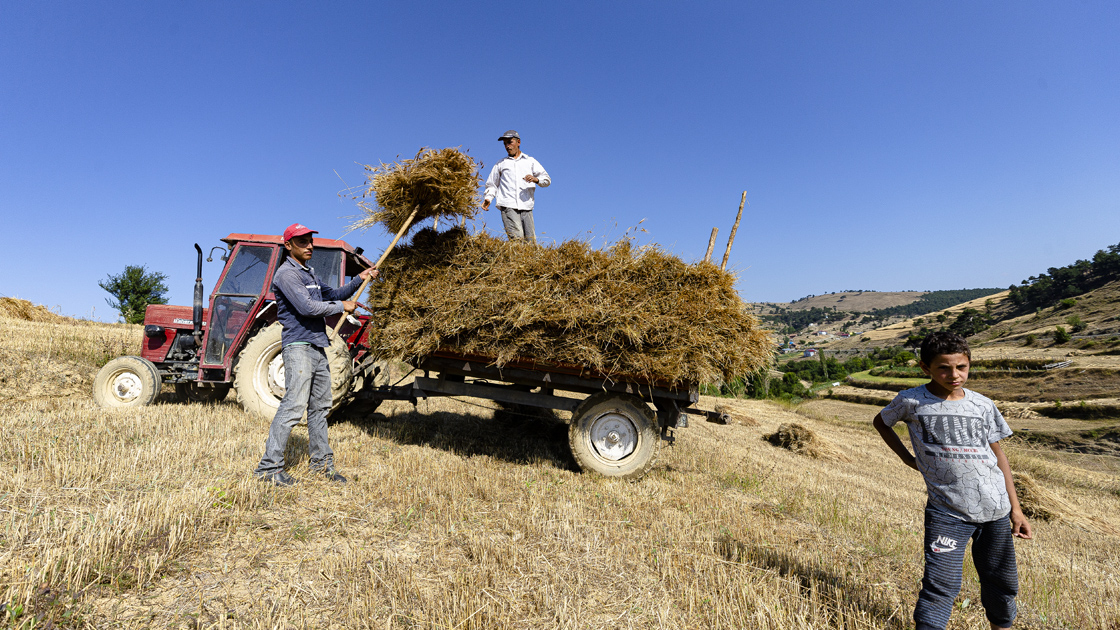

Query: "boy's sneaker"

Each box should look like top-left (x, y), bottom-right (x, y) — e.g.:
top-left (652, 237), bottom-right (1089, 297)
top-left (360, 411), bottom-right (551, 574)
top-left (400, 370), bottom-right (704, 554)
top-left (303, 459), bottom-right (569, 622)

top-left (257, 471), bottom-right (298, 487)
top-left (319, 468), bottom-right (347, 483)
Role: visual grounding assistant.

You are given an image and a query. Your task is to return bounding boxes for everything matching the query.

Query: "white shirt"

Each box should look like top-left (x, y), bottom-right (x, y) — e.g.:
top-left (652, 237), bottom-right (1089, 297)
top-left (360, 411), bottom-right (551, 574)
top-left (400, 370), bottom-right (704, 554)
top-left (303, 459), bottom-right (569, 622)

top-left (483, 153), bottom-right (550, 211)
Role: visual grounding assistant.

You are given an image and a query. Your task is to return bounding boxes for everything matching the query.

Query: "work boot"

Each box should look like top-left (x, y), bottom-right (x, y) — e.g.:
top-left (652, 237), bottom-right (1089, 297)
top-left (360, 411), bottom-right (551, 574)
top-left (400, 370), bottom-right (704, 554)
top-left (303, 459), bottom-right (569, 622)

top-left (318, 468), bottom-right (347, 483)
top-left (257, 470), bottom-right (298, 487)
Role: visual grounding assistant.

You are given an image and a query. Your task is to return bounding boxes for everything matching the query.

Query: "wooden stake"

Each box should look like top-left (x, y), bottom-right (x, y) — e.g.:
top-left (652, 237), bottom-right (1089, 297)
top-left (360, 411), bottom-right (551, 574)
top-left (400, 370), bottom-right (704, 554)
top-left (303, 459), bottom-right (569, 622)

top-left (704, 227), bottom-right (719, 263)
top-left (333, 205), bottom-right (422, 334)
top-left (721, 191), bottom-right (748, 271)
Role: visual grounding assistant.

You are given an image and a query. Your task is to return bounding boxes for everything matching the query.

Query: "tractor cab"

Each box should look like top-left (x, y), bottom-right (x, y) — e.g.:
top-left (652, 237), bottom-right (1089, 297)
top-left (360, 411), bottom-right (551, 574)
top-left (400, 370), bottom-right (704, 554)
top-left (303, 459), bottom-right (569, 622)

top-left (198, 233), bottom-right (371, 382)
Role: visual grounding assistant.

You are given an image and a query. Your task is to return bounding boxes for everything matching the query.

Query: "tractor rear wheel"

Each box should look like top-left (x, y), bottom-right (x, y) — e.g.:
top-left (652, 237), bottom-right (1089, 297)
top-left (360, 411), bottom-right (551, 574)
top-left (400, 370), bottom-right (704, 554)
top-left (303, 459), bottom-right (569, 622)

top-left (568, 392), bottom-right (659, 480)
top-left (233, 322), bottom-right (354, 420)
top-left (174, 382), bottom-right (231, 403)
top-left (92, 356), bottom-right (161, 409)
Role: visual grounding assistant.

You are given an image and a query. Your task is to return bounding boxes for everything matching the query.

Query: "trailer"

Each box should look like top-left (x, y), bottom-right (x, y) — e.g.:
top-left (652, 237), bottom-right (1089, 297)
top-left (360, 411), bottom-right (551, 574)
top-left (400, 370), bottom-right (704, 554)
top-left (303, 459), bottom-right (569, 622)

top-left (353, 349), bottom-right (727, 480)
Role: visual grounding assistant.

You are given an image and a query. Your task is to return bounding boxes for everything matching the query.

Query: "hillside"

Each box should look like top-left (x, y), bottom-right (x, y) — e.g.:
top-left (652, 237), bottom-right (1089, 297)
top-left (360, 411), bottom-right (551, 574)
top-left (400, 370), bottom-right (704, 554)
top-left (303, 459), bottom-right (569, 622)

top-left (755, 291), bottom-right (927, 314)
top-left (755, 288), bottom-right (1005, 335)
top-left (820, 279), bottom-right (1120, 365)
top-left (2, 302), bottom-right (1119, 628)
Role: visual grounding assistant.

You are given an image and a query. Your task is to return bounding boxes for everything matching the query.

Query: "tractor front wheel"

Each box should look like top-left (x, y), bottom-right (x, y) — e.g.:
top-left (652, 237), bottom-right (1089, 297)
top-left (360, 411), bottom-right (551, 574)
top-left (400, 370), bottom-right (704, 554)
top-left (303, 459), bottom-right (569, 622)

top-left (175, 382), bottom-right (231, 403)
top-left (233, 322), bottom-right (354, 420)
top-left (568, 392), bottom-right (659, 480)
top-left (92, 356), bottom-right (161, 409)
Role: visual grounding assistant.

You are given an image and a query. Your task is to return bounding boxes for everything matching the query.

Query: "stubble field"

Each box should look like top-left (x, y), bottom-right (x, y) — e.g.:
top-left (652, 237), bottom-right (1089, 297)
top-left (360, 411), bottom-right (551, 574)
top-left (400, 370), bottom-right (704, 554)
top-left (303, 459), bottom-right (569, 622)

top-left (2, 309), bottom-right (1119, 629)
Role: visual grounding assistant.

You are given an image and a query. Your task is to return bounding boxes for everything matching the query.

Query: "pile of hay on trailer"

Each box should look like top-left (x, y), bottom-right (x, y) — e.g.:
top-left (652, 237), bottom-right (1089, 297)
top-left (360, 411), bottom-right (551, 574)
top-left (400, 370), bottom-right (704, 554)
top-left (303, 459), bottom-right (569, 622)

top-left (360, 227), bottom-right (772, 387)
top-left (349, 147), bottom-right (483, 235)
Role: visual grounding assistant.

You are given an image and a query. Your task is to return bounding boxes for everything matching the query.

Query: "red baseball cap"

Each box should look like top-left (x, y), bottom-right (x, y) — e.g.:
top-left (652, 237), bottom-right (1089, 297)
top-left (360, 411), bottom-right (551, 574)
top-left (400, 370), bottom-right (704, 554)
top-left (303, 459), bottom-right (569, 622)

top-left (282, 223), bottom-right (318, 242)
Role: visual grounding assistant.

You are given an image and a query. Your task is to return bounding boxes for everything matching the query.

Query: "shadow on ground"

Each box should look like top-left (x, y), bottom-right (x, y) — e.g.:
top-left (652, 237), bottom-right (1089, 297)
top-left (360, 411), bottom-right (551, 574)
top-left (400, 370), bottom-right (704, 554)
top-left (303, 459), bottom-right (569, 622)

top-left (341, 400), bottom-right (580, 473)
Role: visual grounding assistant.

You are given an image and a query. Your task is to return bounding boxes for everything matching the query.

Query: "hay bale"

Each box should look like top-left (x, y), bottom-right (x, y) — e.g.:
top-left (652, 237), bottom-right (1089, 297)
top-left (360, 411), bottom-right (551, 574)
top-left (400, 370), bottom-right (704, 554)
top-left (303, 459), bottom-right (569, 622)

top-left (0, 298), bottom-right (71, 323)
top-left (361, 227), bottom-right (772, 387)
top-left (714, 402), bottom-right (759, 426)
top-left (1014, 472), bottom-right (1119, 535)
top-left (348, 147), bottom-right (482, 235)
top-left (1014, 472), bottom-right (1062, 521)
top-left (765, 422), bottom-right (847, 461)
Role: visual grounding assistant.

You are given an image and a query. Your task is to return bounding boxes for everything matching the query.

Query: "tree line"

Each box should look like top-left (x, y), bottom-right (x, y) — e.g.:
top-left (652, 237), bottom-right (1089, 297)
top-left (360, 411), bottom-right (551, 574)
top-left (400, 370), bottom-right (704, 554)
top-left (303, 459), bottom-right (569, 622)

top-left (865, 288), bottom-right (1003, 320)
top-left (1007, 242), bottom-right (1120, 309)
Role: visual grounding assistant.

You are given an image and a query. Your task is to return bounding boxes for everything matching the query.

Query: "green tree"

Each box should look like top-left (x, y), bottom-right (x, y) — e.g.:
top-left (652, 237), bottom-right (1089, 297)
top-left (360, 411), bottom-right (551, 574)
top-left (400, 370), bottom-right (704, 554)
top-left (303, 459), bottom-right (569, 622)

top-left (99, 265), bottom-right (169, 324)
top-left (1053, 326), bottom-right (1071, 344)
top-left (1065, 315), bottom-right (1086, 333)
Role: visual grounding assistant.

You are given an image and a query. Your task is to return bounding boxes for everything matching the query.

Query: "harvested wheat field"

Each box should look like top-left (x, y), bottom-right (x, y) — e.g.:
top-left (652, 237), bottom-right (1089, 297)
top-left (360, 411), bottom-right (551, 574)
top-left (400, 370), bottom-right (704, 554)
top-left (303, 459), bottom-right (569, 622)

top-left (3, 311), bottom-right (1120, 629)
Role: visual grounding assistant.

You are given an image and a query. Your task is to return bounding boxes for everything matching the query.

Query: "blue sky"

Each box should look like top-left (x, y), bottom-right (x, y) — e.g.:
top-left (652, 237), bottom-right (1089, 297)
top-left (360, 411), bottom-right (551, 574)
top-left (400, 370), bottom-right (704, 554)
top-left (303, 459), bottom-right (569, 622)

top-left (3, 1), bottom-right (1118, 320)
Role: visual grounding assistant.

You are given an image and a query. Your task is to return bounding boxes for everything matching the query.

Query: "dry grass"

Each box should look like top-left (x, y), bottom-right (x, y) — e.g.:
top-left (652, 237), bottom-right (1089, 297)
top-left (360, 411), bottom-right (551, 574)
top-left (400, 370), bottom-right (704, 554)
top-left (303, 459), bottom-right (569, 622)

top-left (3, 313), bottom-right (1120, 628)
top-left (1014, 473), bottom-right (1119, 536)
top-left (0, 309), bottom-right (140, 402)
top-left (0, 297), bottom-right (75, 323)
top-left (764, 422), bottom-right (850, 462)
top-left (714, 401), bottom-right (759, 426)
top-left (362, 227), bottom-right (773, 387)
top-left (347, 147), bottom-right (482, 236)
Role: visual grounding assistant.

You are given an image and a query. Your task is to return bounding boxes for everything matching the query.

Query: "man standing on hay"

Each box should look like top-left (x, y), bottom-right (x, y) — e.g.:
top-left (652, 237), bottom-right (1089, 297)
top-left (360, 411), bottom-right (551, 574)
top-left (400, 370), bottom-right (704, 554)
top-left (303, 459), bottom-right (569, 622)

top-left (482, 130), bottom-right (550, 243)
top-left (254, 223), bottom-right (377, 487)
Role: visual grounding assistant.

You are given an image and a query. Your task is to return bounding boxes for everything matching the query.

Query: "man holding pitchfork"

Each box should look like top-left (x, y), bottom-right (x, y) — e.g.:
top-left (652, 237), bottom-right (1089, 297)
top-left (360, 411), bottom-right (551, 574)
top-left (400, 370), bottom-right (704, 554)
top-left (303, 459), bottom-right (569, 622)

top-left (253, 223), bottom-right (377, 487)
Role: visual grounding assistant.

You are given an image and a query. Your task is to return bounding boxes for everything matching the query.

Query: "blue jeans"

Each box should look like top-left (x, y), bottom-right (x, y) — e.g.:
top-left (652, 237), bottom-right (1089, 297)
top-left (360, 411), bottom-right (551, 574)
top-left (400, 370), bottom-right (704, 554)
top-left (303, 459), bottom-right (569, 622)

top-left (254, 343), bottom-right (334, 475)
top-left (915, 504), bottom-right (1018, 630)
top-left (499, 206), bottom-right (536, 242)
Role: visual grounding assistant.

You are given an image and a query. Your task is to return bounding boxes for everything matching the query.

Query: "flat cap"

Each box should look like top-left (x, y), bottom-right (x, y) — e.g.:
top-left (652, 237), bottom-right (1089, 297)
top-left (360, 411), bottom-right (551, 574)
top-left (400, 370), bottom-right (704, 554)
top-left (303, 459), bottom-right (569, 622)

top-left (498, 129), bottom-right (520, 140)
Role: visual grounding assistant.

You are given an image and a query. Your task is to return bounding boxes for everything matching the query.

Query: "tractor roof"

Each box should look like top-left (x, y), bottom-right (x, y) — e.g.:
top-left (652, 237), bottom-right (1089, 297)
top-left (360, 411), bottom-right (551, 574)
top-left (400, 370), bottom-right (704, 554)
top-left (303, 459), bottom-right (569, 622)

top-left (222, 233), bottom-right (359, 254)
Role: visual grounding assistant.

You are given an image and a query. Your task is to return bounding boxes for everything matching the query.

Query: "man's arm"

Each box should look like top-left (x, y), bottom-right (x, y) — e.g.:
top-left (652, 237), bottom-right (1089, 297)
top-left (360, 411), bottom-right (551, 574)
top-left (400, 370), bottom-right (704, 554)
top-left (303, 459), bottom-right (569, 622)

top-left (990, 440), bottom-right (1033, 539)
top-left (528, 158), bottom-right (550, 187)
top-left (873, 413), bottom-right (919, 471)
top-left (274, 267), bottom-right (343, 318)
top-left (482, 163), bottom-right (500, 210)
top-left (321, 268), bottom-right (377, 302)
top-left (321, 268), bottom-right (378, 314)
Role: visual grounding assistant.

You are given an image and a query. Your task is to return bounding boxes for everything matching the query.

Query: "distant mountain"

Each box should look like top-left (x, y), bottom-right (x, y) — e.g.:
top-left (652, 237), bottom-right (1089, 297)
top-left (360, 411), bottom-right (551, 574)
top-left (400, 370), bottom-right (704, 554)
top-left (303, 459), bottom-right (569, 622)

top-left (754, 289), bottom-right (1003, 334)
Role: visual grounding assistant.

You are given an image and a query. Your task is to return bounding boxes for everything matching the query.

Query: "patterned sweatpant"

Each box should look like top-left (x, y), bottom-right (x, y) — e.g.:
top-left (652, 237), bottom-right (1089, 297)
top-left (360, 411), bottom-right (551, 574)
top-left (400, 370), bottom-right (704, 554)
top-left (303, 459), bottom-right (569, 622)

top-left (915, 505), bottom-right (1019, 630)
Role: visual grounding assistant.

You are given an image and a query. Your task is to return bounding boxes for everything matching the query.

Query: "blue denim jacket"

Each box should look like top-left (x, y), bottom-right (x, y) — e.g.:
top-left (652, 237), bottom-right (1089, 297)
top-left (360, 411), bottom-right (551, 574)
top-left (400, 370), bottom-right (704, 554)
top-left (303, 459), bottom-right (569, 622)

top-left (272, 257), bottom-right (364, 347)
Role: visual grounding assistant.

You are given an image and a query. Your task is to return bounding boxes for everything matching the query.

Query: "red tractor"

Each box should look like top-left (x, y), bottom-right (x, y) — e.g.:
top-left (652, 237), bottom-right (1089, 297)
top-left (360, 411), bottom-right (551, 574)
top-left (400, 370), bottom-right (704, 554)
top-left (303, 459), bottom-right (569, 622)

top-left (92, 233), bottom-right (379, 418)
top-left (93, 233), bottom-right (710, 478)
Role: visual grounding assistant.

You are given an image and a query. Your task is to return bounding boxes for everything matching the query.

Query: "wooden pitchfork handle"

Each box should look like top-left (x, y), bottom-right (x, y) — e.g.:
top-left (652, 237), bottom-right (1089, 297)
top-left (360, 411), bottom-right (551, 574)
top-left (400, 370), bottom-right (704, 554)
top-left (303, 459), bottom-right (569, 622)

top-left (333, 205), bottom-right (422, 334)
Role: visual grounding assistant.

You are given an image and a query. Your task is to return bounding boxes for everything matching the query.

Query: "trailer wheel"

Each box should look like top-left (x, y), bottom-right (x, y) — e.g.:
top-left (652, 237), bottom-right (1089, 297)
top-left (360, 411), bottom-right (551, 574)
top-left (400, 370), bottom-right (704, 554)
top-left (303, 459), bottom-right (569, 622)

top-left (174, 382), bottom-right (231, 403)
top-left (233, 322), bottom-right (354, 420)
top-left (92, 356), bottom-right (161, 409)
top-left (568, 392), bottom-right (659, 480)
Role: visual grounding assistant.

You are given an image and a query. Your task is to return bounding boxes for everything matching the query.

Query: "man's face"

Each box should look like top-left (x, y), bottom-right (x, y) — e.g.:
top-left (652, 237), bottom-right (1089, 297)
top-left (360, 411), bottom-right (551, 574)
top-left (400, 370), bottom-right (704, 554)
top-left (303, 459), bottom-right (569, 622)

top-left (285, 234), bottom-right (314, 264)
top-left (503, 137), bottom-right (520, 157)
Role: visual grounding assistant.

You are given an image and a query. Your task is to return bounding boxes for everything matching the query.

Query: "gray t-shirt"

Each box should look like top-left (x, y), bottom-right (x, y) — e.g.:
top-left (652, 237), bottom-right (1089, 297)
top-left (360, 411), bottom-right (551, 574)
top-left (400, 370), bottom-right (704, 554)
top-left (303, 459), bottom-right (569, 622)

top-left (880, 386), bottom-right (1012, 523)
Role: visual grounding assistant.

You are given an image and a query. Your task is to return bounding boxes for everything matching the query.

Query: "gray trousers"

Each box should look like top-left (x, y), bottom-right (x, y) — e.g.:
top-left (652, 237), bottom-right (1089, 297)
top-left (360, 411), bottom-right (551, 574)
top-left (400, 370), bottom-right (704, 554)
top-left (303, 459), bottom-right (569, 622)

top-left (915, 504), bottom-right (1019, 630)
top-left (254, 343), bottom-right (334, 475)
top-left (499, 206), bottom-right (536, 243)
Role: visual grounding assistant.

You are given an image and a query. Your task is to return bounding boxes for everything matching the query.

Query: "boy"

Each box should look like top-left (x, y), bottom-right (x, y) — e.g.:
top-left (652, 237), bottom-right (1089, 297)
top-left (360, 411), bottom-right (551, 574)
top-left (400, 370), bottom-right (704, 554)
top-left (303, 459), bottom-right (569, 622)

top-left (873, 331), bottom-right (1032, 630)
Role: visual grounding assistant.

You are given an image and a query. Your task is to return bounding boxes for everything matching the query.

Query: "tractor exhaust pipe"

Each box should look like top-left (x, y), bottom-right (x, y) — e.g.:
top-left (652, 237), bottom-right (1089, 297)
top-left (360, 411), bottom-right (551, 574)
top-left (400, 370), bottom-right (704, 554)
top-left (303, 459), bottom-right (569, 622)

top-left (193, 244), bottom-right (204, 343)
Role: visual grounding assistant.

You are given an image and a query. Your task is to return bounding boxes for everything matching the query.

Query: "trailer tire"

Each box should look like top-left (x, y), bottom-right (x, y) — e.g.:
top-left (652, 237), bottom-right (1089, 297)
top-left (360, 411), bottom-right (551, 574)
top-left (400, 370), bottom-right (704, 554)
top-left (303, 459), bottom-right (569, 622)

top-left (92, 356), bottom-right (161, 409)
top-left (568, 392), bottom-right (659, 480)
top-left (175, 382), bottom-right (231, 403)
top-left (233, 322), bottom-right (354, 420)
